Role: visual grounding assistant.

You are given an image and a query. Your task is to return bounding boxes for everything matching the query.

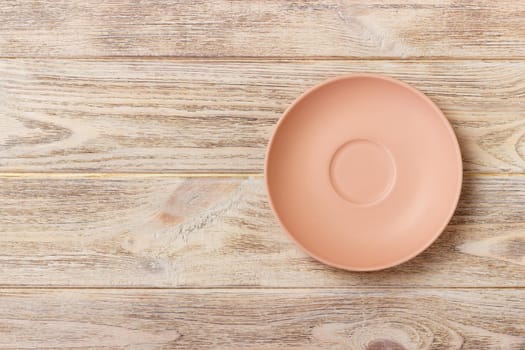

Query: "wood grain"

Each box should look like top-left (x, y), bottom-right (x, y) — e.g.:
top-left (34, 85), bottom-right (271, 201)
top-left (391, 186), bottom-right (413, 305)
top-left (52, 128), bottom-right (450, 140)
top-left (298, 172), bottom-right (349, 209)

top-left (2, 0), bottom-right (524, 346)
top-left (0, 289), bottom-right (523, 349)
top-left (1, 0), bottom-right (524, 58)
top-left (1, 175), bottom-right (525, 287)
top-left (1, 59), bottom-right (524, 173)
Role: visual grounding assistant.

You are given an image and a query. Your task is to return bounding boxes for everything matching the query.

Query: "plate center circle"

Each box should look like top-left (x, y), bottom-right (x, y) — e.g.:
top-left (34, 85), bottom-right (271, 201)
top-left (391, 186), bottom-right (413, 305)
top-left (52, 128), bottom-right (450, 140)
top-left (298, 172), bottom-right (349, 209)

top-left (329, 139), bottom-right (396, 205)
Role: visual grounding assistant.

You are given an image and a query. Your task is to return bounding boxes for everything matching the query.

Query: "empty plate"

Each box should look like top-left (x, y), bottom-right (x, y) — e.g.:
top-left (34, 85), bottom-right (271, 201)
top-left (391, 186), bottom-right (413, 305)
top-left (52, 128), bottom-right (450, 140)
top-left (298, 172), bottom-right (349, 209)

top-left (265, 74), bottom-right (462, 271)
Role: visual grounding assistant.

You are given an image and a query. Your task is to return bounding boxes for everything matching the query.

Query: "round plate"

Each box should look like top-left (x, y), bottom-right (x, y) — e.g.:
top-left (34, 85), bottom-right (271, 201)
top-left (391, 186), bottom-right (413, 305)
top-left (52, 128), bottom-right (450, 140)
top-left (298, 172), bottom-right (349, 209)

top-left (265, 74), bottom-right (462, 271)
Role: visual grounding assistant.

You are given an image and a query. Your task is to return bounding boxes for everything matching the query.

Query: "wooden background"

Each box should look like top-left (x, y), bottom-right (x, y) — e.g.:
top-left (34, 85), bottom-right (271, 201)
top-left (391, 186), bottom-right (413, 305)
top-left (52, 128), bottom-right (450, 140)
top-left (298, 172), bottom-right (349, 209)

top-left (1, 0), bottom-right (525, 348)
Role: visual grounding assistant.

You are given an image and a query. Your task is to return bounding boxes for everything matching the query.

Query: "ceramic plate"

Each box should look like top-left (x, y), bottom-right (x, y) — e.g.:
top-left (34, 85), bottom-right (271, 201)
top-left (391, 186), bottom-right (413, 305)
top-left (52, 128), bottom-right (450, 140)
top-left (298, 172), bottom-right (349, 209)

top-left (265, 74), bottom-right (462, 271)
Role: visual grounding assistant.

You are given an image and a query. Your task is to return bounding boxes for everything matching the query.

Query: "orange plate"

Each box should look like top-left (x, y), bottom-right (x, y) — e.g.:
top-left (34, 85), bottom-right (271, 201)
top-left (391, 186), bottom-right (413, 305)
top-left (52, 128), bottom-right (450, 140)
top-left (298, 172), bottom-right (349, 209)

top-left (265, 74), bottom-right (462, 271)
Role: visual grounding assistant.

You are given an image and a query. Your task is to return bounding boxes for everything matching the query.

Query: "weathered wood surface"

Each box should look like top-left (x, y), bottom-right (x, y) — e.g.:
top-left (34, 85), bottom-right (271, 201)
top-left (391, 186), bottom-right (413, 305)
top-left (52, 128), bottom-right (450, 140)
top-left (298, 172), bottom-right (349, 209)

top-left (2, 0), bottom-right (525, 345)
top-left (1, 59), bottom-right (524, 173)
top-left (1, 175), bottom-right (524, 287)
top-left (1, 0), bottom-right (524, 58)
top-left (0, 289), bottom-right (522, 349)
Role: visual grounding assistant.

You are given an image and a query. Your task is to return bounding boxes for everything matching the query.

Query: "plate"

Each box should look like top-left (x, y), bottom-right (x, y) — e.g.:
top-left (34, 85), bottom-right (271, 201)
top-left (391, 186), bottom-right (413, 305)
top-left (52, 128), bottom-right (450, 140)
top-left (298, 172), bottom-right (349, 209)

top-left (265, 74), bottom-right (462, 271)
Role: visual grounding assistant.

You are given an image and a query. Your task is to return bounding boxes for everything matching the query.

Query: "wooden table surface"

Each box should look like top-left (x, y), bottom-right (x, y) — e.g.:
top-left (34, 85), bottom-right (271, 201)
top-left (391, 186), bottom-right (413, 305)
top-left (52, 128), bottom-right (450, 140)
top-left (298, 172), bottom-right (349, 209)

top-left (1, 1), bottom-right (525, 348)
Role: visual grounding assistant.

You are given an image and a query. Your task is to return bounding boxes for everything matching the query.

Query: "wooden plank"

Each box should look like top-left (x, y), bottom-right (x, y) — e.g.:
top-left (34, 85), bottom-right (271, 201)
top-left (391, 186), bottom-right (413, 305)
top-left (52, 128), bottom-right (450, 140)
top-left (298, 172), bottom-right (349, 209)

top-left (1, 175), bottom-right (525, 287)
top-left (1, 59), bottom-right (524, 173)
top-left (1, 0), bottom-right (524, 58)
top-left (0, 288), bottom-right (523, 348)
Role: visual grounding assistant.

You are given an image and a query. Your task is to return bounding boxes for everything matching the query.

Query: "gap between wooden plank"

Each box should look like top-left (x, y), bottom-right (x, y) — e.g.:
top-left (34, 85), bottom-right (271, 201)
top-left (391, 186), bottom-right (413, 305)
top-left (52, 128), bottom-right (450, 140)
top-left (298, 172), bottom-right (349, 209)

top-left (1, 56), bottom-right (525, 61)
top-left (0, 286), bottom-right (523, 291)
top-left (0, 172), bottom-right (522, 179)
top-left (0, 172), bottom-right (264, 178)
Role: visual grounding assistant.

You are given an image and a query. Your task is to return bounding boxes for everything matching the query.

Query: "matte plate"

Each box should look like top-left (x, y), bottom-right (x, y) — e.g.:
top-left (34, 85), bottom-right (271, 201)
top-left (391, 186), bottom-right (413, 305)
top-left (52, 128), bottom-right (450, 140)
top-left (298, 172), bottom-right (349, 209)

top-left (265, 74), bottom-right (463, 271)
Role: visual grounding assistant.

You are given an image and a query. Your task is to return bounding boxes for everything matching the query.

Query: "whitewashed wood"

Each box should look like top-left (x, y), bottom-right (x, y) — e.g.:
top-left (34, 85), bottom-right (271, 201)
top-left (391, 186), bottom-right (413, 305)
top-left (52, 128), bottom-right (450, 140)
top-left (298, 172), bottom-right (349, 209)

top-left (0, 0), bottom-right (524, 58)
top-left (1, 59), bottom-right (524, 173)
top-left (0, 289), bottom-right (522, 349)
top-left (1, 175), bottom-right (524, 287)
top-left (2, 0), bottom-right (524, 346)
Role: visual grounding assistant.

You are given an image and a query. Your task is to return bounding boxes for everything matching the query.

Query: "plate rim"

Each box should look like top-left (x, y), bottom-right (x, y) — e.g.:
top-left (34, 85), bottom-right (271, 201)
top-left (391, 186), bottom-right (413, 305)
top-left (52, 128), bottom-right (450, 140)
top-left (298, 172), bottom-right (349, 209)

top-left (264, 73), bottom-right (463, 272)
